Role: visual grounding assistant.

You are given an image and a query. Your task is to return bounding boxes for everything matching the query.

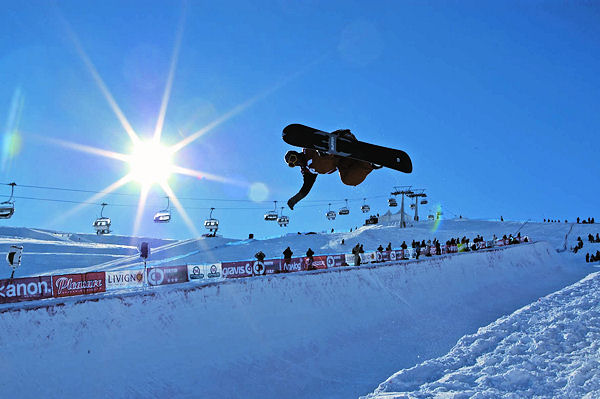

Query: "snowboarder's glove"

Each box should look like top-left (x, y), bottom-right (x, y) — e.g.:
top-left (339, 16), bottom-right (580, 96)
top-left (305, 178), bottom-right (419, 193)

top-left (287, 197), bottom-right (297, 210)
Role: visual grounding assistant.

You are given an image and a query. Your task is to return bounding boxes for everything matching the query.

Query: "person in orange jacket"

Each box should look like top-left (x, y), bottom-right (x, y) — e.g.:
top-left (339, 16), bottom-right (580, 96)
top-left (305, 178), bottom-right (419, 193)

top-left (284, 130), bottom-right (379, 209)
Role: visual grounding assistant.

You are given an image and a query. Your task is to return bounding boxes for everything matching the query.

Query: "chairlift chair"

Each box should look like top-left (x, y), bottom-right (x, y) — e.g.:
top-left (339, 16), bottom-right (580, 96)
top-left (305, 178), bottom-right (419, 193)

top-left (410, 203), bottom-right (416, 210)
top-left (93, 203), bottom-right (111, 235)
top-left (153, 197), bottom-right (172, 223)
top-left (388, 197), bottom-right (397, 207)
top-left (0, 182), bottom-right (16, 219)
top-left (326, 203), bottom-right (336, 221)
top-left (420, 199), bottom-right (428, 205)
top-left (264, 200), bottom-right (278, 221)
top-left (338, 199), bottom-right (350, 216)
top-left (361, 198), bottom-right (370, 213)
top-left (277, 208), bottom-right (289, 227)
top-left (204, 208), bottom-right (219, 234)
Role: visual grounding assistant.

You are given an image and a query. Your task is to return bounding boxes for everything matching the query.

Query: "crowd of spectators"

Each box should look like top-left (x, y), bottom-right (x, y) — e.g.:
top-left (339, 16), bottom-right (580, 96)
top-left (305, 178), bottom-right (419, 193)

top-left (577, 217), bottom-right (595, 224)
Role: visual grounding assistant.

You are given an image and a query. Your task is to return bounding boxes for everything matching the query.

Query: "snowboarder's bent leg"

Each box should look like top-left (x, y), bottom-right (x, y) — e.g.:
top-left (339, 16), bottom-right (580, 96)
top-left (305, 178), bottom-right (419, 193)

top-left (337, 158), bottom-right (374, 186)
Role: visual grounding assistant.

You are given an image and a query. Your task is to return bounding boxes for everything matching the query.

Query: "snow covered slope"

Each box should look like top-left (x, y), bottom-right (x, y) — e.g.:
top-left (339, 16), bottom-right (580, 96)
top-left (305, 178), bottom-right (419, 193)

top-left (365, 271), bottom-right (600, 398)
top-left (0, 239), bottom-right (591, 399)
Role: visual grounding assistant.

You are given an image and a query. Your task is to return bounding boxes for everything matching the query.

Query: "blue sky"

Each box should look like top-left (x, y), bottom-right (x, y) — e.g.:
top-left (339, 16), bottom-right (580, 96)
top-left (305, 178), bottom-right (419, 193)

top-left (1, 0), bottom-right (599, 240)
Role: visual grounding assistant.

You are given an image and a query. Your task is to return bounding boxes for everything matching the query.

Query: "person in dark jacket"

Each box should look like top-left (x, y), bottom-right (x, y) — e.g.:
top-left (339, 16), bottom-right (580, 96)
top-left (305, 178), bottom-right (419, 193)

top-left (281, 246), bottom-right (293, 273)
top-left (255, 251), bottom-right (265, 262)
top-left (306, 248), bottom-right (315, 270)
top-left (377, 245), bottom-right (384, 252)
top-left (386, 242), bottom-right (392, 251)
top-left (401, 241), bottom-right (408, 250)
top-left (285, 130), bottom-right (382, 209)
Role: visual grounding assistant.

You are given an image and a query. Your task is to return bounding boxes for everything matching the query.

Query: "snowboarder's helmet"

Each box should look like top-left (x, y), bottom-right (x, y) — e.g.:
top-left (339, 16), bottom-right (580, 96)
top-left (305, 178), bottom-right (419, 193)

top-left (285, 151), bottom-right (300, 167)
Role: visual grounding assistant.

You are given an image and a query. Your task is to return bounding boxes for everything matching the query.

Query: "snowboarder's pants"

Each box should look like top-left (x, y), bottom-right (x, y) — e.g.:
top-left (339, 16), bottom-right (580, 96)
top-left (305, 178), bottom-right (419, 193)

top-left (337, 158), bottom-right (374, 186)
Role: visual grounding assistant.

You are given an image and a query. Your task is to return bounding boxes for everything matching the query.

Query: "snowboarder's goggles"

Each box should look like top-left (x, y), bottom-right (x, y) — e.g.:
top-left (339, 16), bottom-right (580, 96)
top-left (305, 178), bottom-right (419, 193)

top-left (285, 152), bottom-right (299, 167)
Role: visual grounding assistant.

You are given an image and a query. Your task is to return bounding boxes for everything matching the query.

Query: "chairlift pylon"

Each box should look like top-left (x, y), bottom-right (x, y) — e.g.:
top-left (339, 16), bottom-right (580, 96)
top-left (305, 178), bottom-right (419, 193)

top-left (264, 200), bottom-right (278, 221)
top-left (0, 182), bottom-right (16, 219)
top-left (153, 196), bottom-right (172, 223)
top-left (93, 202), bottom-right (111, 235)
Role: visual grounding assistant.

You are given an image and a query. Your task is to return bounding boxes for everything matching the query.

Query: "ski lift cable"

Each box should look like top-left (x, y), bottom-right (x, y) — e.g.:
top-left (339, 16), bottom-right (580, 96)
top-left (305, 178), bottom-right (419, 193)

top-left (0, 182), bottom-right (390, 204)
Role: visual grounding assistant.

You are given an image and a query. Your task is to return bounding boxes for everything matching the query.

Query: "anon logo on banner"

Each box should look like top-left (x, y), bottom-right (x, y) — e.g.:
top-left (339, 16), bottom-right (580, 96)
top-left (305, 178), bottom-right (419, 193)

top-left (0, 276), bottom-right (53, 303)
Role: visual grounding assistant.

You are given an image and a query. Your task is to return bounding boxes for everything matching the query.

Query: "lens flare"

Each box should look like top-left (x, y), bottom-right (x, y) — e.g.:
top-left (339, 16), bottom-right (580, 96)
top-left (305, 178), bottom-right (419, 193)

top-left (248, 182), bottom-right (269, 202)
top-left (430, 204), bottom-right (443, 233)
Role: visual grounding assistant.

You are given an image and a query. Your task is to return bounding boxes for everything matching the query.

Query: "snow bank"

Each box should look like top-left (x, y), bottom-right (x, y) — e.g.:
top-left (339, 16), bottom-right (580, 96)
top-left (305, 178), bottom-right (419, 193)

top-left (365, 271), bottom-right (600, 399)
top-left (0, 241), bottom-right (589, 399)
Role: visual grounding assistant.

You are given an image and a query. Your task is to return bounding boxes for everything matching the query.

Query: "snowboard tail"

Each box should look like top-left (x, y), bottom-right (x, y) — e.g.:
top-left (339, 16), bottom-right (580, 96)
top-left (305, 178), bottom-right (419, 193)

top-left (282, 124), bottom-right (412, 173)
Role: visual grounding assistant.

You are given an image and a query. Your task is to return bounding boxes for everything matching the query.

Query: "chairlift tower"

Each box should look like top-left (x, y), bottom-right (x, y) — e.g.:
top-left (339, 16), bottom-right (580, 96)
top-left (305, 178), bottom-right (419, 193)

top-left (391, 186), bottom-right (413, 228)
top-left (407, 189), bottom-right (427, 222)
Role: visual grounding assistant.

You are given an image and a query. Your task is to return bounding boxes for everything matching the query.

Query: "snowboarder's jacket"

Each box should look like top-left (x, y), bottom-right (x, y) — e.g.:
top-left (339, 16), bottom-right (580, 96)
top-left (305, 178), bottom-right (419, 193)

top-left (286, 131), bottom-right (375, 210)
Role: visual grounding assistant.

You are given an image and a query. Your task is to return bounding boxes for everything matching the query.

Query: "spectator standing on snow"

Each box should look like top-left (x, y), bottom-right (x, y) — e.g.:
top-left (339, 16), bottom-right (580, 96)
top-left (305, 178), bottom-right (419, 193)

top-left (586, 253), bottom-right (590, 262)
top-left (401, 241), bottom-right (408, 250)
top-left (255, 251), bottom-right (265, 262)
top-left (377, 245), bottom-right (384, 252)
top-left (352, 244), bottom-right (361, 266)
top-left (306, 248), bottom-right (315, 270)
top-left (386, 242), bottom-right (392, 251)
top-left (282, 247), bottom-right (293, 273)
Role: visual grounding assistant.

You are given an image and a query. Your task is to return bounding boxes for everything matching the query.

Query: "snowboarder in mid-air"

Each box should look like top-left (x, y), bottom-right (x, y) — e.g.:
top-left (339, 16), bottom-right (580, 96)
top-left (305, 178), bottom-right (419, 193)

top-left (283, 125), bottom-right (412, 209)
top-left (285, 130), bottom-right (378, 209)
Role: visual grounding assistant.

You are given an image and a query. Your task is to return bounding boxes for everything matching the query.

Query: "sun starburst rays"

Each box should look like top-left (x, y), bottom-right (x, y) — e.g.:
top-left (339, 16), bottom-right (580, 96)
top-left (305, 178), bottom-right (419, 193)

top-left (160, 182), bottom-right (200, 238)
top-left (52, 5), bottom-right (306, 237)
top-left (153, 9), bottom-right (185, 143)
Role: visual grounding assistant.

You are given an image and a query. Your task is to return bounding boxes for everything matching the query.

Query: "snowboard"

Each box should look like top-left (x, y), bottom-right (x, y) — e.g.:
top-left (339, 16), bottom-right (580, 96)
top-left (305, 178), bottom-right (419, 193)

top-left (282, 124), bottom-right (412, 173)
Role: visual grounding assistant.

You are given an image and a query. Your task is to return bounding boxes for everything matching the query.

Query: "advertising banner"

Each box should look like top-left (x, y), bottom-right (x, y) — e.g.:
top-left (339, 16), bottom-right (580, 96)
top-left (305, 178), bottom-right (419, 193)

top-left (188, 263), bottom-right (223, 282)
top-left (404, 248), bottom-right (417, 259)
top-left (344, 253), bottom-right (356, 266)
top-left (325, 254), bottom-right (347, 268)
top-left (360, 252), bottom-right (377, 264)
top-left (52, 272), bottom-right (106, 298)
top-left (0, 276), bottom-right (53, 304)
top-left (106, 269), bottom-right (145, 290)
top-left (375, 251), bottom-right (403, 262)
top-left (262, 258), bottom-right (281, 275)
top-left (222, 261), bottom-right (253, 278)
top-left (146, 265), bottom-right (188, 286)
top-left (281, 257), bottom-right (304, 273)
top-left (302, 255), bottom-right (328, 270)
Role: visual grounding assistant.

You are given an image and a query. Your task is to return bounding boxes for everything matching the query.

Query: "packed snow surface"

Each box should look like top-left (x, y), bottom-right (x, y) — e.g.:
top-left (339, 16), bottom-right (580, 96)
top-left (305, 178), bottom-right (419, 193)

top-left (0, 219), bottom-right (597, 398)
top-left (365, 271), bottom-right (600, 399)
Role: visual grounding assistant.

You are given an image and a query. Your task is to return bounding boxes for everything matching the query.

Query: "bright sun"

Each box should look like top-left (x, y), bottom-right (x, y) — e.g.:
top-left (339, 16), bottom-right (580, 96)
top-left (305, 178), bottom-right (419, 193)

top-left (128, 140), bottom-right (174, 186)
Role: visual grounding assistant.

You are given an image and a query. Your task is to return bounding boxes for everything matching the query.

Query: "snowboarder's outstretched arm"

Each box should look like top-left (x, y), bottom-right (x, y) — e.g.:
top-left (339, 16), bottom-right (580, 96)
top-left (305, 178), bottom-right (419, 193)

top-left (287, 168), bottom-right (317, 210)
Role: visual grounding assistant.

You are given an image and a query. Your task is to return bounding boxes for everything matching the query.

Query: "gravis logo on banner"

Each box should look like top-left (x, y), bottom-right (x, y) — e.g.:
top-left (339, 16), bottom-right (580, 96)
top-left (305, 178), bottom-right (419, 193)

top-left (253, 261), bottom-right (265, 275)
